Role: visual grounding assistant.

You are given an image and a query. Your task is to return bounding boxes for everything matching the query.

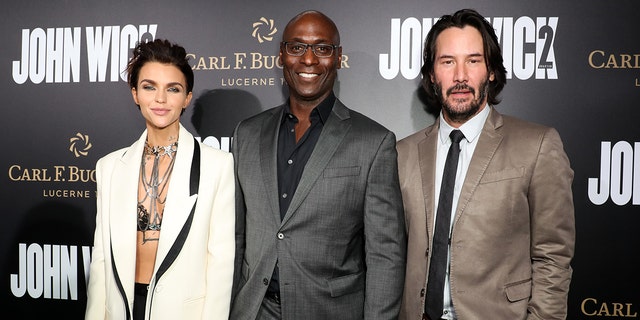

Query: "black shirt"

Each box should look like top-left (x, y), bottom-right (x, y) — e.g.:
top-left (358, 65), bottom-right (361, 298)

top-left (268, 93), bottom-right (335, 294)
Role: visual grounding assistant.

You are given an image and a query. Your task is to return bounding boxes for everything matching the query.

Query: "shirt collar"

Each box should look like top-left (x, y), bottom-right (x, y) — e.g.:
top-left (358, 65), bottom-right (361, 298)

top-left (438, 104), bottom-right (491, 145)
top-left (283, 92), bottom-right (336, 124)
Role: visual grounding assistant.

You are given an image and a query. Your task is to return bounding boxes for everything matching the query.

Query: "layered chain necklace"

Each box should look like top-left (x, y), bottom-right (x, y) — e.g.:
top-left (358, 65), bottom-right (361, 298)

top-left (137, 140), bottom-right (177, 244)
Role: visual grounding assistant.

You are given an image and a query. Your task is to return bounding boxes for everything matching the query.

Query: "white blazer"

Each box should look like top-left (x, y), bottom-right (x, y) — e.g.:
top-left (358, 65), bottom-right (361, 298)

top-left (85, 124), bottom-right (235, 320)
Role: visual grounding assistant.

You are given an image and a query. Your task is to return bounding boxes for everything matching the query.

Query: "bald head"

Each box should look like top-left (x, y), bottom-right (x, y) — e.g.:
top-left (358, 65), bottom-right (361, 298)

top-left (283, 10), bottom-right (340, 45)
top-left (279, 10), bottom-right (342, 107)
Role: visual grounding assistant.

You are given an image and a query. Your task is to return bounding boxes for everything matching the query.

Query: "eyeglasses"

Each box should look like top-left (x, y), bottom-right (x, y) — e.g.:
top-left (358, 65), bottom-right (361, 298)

top-left (282, 41), bottom-right (338, 58)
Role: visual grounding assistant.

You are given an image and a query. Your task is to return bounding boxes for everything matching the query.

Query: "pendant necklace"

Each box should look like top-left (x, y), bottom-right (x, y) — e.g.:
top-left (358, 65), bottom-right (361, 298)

top-left (137, 140), bottom-right (177, 244)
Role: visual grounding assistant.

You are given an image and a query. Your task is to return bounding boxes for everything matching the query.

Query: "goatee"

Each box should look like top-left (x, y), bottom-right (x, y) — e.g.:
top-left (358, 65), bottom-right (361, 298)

top-left (436, 80), bottom-right (489, 124)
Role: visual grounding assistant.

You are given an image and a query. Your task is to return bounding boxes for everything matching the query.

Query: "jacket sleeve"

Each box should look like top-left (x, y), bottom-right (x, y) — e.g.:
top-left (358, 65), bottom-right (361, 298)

top-left (230, 123), bottom-right (246, 305)
top-left (203, 151), bottom-right (236, 319)
top-left (527, 127), bottom-right (575, 320)
top-left (364, 131), bottom-right (407, 320)
top-left (85, 157), bottom-right (107, 319)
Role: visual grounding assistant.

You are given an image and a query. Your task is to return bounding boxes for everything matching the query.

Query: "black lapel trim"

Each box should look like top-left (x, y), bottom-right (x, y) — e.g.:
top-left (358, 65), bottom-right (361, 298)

top-left (155, 137), bottom-right (201, 280)
top-left (110, 243), bottom-right (131, 320)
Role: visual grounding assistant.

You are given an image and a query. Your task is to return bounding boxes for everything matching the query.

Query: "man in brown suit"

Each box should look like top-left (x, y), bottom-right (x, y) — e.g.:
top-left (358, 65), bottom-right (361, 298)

top-left (398, 9), bottom-right (575, 320)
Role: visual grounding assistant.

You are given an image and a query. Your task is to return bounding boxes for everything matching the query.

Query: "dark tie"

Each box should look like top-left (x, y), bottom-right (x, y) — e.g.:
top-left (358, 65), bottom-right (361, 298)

top-left (425, 129), bottom-right (465, 320)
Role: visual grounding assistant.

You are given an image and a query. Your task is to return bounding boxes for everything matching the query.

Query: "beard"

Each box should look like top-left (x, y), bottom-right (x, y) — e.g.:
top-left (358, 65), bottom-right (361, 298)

top-left (435, 79), bottom-right (489, 124)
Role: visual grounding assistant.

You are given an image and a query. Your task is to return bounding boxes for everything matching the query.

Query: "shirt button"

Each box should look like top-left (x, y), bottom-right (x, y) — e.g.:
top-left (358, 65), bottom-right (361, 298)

top-left (277, 233), bottom-right (284, 239)
top-left (287, 159), bottom-right (293, 165)
top-left (282, 193), bottom-right (287, 198)
top-left (263, 278), bottom-right (269, 285)
top-left (290, 128), bottom-right (294, 132)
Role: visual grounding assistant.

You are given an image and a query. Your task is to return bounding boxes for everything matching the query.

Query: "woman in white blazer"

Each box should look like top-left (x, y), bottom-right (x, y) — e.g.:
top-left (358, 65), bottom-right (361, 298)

top-left (85, 39), bottom-right (235, 320)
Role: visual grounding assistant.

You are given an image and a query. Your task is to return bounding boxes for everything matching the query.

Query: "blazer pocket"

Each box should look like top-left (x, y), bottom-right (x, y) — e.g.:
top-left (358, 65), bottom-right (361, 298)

top-left (327, 271), bottom-right (365, 297)
top-left (183, 296), bottom-right (205, 318)
top-left (323, 166), bottom-right (360, 179)
top-left (480, 167), bottom-right (525, 184)
top-left (504, 279), bottom-right (532, 302)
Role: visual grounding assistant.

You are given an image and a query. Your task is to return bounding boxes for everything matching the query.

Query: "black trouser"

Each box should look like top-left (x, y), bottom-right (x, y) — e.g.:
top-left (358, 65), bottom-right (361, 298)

top-left (133, 283), bottom-right (148, 320)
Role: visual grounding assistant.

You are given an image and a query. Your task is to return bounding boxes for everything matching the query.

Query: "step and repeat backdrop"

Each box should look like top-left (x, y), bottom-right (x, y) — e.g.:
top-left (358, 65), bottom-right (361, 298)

top-left (1, 0), bottom-right (638, 318)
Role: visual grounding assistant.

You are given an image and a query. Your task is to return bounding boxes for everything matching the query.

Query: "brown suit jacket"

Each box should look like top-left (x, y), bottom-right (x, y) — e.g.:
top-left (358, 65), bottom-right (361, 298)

top-left (397, 108), bottom-right (575, 320)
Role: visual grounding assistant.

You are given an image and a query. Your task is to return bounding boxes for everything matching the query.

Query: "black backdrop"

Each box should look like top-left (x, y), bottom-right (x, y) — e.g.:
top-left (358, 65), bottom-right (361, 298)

top-left (2, 1), bottom-right (639, 318)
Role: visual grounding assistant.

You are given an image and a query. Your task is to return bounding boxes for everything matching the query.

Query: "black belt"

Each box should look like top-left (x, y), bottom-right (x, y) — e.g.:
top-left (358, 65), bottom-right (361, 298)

top-left (265, 291), bottom-right (281, 304)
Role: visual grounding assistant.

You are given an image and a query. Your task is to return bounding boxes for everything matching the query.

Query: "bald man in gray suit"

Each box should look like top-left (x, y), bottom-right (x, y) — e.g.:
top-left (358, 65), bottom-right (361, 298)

top-left (230, 10), bottom-right (406, 320)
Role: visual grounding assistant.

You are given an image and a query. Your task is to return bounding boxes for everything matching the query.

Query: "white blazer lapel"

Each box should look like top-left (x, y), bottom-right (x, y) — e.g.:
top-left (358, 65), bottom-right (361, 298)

top-left (109, 130), bottom-right (147, 294)
top-left (153, 125), bottom-right (198, 275)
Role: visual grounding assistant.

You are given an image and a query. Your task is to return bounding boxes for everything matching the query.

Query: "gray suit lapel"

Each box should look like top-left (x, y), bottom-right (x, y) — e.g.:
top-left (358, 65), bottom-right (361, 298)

top-left (260, 107), bottom-right (284, 224)
top-left (455, 108), bottom-right (504, 222)
top-left (281, 100), bottom-right (351, 226)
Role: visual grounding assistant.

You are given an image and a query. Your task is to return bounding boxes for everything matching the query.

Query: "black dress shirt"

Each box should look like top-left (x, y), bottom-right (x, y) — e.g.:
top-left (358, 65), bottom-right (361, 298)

top-left (267, 93), bottom-right (335, 295)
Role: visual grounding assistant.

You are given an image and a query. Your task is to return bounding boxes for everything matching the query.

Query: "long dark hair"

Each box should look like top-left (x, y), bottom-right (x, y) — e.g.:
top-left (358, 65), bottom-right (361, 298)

top-left (421, 9), bottom-right (507, 108)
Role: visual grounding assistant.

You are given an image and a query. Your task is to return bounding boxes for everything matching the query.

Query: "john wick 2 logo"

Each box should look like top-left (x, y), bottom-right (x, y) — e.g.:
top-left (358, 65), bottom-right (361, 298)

top-left (379, 16), bottom-right (558, 80)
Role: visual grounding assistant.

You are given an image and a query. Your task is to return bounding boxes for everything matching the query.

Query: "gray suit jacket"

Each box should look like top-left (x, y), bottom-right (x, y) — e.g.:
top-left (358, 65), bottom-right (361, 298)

top-left (230, 99), bottom-right (406, 320)
top-left (398, 108), bottom-right (575, 320)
